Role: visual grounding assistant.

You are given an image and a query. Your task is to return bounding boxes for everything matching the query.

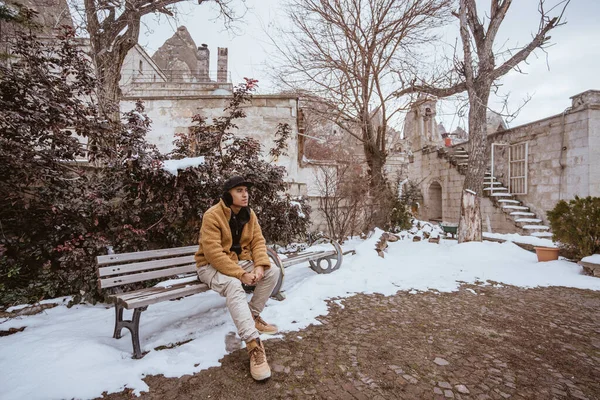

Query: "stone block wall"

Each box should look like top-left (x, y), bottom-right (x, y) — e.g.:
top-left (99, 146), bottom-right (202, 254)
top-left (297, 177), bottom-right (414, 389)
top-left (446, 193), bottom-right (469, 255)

top-left (410, 148), bottom-right (532, 234)
top-left (120, 94), bottom-right (300, 181)
top-left (488, 94), bottom-right (599, 224)
top-left (408, 90), bottom-right (600, 233)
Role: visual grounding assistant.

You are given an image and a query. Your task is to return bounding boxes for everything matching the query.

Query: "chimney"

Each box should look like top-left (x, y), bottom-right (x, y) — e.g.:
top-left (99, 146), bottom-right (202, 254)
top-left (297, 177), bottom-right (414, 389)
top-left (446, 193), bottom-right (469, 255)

top-left (217, 47), bottom-right (228, 83)
top-left (197, 44), bottom-right (210, 81)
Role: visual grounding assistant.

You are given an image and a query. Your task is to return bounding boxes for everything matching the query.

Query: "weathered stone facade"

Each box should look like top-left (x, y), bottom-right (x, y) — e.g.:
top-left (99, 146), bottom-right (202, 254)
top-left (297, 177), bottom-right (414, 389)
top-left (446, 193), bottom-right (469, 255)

top-left (488, 90), bottom-right (600, 212)
top-left (408, 147), bottom-right (524, 234)
top-left (12, 0), bottom-right (73, 35)
top-left (120, 94), bottom-right (301, 182)
top-left (407, 90), bottom-right (600, 235)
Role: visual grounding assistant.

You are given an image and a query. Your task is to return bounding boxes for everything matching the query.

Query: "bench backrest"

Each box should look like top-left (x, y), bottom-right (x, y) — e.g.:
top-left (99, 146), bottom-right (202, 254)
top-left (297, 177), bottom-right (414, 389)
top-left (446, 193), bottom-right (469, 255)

top-left (97, 245), bottom-right (199, 290)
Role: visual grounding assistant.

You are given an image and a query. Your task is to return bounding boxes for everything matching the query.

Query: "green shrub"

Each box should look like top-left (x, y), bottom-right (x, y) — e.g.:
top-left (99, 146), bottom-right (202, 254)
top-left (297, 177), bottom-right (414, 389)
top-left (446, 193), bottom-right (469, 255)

top-left (389, 199), bottom-right (413, 232)
top-left (547, 196), bottom-right (600, 260)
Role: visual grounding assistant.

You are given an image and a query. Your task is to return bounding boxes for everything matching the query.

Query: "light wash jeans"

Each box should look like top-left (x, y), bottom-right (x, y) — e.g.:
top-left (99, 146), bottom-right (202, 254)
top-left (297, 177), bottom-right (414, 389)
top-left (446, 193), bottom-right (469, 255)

top-left (197, 260), bottom-right (280, 342)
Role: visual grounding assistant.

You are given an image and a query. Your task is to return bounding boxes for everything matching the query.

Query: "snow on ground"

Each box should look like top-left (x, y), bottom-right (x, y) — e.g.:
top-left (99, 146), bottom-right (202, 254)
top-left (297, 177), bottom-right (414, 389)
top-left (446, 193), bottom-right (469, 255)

top-left (1, 230), bottom-right (599, 400)
top-left (482, 231), bottom-right (556, 247)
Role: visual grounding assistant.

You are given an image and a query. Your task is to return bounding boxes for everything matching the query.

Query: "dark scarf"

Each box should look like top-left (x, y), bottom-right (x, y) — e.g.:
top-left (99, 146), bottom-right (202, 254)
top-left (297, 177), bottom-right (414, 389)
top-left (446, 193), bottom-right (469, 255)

top-left (222, 193), bottom-right (250, 255)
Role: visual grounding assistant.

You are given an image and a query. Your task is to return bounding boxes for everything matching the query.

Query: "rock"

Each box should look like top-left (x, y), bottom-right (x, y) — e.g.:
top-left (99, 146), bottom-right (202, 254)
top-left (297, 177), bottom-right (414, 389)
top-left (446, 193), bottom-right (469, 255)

top-left (455, 385), bottom-right (470, 394)
top-left (434, 357), bottom-right (450, 366)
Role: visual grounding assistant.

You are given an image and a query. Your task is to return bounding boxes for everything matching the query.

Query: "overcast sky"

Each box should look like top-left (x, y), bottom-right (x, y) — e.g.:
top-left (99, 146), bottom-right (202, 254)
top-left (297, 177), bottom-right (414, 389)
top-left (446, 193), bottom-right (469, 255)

top-left (137, 0), bottom-right (599, 132)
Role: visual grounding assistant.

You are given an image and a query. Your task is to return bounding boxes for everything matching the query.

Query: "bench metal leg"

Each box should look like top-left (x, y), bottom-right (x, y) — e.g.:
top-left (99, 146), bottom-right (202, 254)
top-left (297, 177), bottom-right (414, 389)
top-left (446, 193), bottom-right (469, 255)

top-left (112, 302), bottom-right (148, 359)
top-left (113, 303), bottom-right (125, 339)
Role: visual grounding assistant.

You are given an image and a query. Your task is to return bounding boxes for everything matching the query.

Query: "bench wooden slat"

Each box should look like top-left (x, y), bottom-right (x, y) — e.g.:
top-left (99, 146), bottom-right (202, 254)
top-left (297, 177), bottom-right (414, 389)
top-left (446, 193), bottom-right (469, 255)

top-left (97, 245), bottom-right (198, 266)
top-left (98, 255), bottom-right (196, 278)
top-left (99, 264), bottom-right (197, 289)
top-left (282, 250), bottom-right (336, 268)
top-left (110, 276), bottom-right (198, 302)
top-left (108, 282), bottom-right (210, 309)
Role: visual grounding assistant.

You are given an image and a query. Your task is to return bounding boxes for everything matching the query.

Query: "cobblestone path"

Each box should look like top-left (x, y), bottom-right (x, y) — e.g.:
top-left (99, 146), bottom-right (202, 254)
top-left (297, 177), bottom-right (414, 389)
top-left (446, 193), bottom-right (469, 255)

top-left (101, 284), bottom-right (600, 400)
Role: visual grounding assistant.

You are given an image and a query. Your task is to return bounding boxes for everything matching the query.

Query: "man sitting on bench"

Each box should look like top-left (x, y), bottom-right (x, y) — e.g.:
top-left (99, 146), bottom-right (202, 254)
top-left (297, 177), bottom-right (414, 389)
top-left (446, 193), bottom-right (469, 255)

top-left (195, 176), bottom-right (279, 381)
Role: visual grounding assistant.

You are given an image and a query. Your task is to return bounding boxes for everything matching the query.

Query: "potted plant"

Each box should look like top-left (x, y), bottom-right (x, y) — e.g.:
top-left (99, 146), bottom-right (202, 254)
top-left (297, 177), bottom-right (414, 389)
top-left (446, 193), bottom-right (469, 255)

top-left (534, 247), bottom-right (560, 262)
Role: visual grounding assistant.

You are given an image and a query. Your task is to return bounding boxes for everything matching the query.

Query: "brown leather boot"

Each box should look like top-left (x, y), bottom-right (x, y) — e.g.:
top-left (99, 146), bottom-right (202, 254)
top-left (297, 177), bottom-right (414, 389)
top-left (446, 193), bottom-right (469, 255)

top-left (246, 338), bottom-right (271, 381)
top-left (254, 314), bottom-right (278, 335)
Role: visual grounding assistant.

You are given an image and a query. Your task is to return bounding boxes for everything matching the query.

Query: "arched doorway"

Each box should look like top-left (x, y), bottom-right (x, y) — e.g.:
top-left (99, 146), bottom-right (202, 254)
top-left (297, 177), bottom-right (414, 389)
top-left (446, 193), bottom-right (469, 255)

top-left (428, 181), bottom-right (443, 221)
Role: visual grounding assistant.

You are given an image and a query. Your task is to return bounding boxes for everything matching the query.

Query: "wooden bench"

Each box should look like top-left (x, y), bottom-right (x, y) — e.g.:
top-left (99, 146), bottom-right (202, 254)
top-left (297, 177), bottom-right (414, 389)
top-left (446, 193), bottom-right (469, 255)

top-left (97, 238), bottom-right (343, 359)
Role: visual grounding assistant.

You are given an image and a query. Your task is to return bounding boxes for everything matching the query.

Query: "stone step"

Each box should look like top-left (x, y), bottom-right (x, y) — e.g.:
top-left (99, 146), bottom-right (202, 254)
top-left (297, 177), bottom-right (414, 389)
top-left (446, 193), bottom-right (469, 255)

top-left (515, 218), bottom-right (542, 223)
top-left (523, 225), bottom-right (550, 231)
top-left (530, 231), bottom-right (553, 238)
top-left (510, 211), bottom-right (535, 216)
top-left (503, 205), bottom-right (529, 210)
top-left (484, 182), bottom-right (503, 186)
top-left (483, 187), bottom-right (508, 191)
top-left (498, 199), bottom-right (520, 203)
top-left (452, 154), bottom-right (469, 158)
top-left (491, 193), bottom-right (514, 197)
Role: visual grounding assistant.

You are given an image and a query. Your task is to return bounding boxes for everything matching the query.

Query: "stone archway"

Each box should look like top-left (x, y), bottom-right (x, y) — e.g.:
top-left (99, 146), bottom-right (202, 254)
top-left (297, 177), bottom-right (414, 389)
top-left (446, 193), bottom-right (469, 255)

top-left (428, 181), bottom-right (443, 221)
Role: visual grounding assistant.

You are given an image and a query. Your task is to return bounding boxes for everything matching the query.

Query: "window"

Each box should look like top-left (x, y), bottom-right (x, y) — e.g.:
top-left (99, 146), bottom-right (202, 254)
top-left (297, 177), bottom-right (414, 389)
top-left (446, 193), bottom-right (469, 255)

top-left (138, 60), bottom-right (143, 74)
top-left (509, 142), bottom-right (528, 195)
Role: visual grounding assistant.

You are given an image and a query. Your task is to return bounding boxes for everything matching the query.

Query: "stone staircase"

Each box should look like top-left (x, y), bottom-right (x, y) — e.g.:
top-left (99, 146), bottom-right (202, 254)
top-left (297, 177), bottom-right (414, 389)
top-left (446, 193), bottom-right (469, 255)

top-left (483, 172), bottom-right (552, 238)
top-left (438, 144), bottom-right (552, 238)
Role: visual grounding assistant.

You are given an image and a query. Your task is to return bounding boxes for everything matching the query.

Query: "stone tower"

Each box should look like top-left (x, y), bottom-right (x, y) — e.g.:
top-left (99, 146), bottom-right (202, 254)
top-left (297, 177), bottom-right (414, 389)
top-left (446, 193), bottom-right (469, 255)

top-left (403, 96), bottom-right (443, 151)
top-left (217, 47), bottom-right (228, 83)
top-left (196, 43), bottom-right (210, 81)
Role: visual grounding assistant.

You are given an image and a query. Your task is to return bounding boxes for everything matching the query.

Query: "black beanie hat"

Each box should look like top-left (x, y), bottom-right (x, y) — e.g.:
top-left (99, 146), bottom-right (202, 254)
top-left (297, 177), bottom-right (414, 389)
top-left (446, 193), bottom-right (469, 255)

top-left (222, 176), bottom-right (253, 207)
top-left (223, 176), bottom-right (253, 192)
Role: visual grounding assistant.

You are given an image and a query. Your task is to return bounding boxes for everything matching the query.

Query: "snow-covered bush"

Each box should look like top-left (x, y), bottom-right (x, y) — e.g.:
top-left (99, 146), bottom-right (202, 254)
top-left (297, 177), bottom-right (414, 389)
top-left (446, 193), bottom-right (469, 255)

top-left (547, 196), bottom-right (600, 260)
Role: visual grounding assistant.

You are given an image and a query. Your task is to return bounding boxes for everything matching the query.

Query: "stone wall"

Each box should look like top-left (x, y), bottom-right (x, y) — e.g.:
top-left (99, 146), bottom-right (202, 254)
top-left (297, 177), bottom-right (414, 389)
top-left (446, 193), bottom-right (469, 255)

top-left (408, 90), bottom-right (600, 233)
top-left (121, 94), bottom-right (300, 184)
top-left (409, 148), bottom-right (530, 234)
top-left (487, 90), bottom-right (600, 224)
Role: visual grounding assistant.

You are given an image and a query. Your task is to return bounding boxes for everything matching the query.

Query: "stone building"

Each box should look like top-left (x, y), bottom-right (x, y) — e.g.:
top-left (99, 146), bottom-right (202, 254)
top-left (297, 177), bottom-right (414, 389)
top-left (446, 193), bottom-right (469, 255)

top-left (118, 28), bottom-right (303, 182)
top-left (405, 90), bottom-right (600, 237)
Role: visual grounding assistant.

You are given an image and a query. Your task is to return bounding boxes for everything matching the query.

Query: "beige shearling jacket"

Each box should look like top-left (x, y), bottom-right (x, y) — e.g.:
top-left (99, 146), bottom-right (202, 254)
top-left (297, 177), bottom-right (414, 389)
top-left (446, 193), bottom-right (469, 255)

top-left (195, 199), bottom-right (270, 279)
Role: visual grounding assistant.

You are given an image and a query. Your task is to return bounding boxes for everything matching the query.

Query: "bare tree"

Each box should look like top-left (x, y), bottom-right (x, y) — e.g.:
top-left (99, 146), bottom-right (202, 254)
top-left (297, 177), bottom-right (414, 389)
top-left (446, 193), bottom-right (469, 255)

top-left (395, 0), bottom-right (569, 243)
top-left (80, 0), bottom-right (234, 121)
top-left (315, 163), bottom-right (369, 242)
top-left (273, 0), bottom-right (452, 199)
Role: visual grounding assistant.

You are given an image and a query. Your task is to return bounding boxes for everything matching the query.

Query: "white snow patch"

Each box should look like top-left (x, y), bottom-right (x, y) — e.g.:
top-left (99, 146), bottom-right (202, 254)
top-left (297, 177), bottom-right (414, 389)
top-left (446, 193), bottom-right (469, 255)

top-left (333, 299), bottom-right (345, 309)
top-left (131, 111), bottom-right (147, 121)
top-left (581, 254), bottom-right (600, 264)
top-left (289, 201), bottom-right (306, 218)
top-left (162, 156), bottom-right (205, 176)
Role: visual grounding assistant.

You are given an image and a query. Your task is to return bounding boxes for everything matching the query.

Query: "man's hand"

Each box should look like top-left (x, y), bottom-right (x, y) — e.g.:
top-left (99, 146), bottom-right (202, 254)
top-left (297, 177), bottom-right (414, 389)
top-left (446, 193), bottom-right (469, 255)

top-left (241, 272), bottom-right (256, 285)
top-left (253, 266), bottom-right (265, 282)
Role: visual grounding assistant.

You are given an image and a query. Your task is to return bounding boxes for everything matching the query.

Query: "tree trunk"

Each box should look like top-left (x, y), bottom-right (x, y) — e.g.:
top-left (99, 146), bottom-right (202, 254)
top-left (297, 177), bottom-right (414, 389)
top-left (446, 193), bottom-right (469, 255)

top-left (362, 124), bottom-right (389, 229)
top-left (458, 83), bottom-right (490, 243)
top-left (94, 49), bottom-right (128, 123)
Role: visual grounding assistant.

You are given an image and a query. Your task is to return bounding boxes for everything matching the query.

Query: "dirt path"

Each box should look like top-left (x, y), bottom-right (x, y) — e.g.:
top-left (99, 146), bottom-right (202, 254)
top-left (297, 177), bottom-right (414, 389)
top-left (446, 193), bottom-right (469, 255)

top-left (100, 284), bottom-right (600, 400)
